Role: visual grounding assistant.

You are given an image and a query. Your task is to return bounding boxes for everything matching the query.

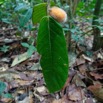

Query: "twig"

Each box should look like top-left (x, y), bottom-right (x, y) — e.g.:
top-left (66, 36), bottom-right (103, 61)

top-left (81, 29), bottom-right (93, 37)
top-left (0, 27), bottom-right (17, 33)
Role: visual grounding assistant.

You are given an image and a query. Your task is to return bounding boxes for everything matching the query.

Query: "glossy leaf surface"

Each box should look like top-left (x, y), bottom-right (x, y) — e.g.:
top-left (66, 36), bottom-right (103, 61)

top-left (37, 16), bottom-right (68, 92)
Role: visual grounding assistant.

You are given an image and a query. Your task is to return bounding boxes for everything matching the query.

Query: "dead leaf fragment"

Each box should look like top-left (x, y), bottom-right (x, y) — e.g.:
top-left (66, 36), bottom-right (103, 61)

top-left (1, 98), bottom-right (12, 103)
top-left (68, 87), bottom-right (84, 101)
top-left (36, 86), bottom-right (48, 95)
top-left (82, 54), bottom-right (93, 62)
top-left (72, 74), bottom-right (86, 87)
top-left (15, 96), bottom-right (30, 103)
top-left (76, 58), bottom-right (85, 66)
top-left (85, 98), bottom-right (94, 103)
top-left (88, 84), bottom-right (103, 102)
top-left (52, 99), bottom-right (62, 103)
top-left (52, 95), bottom-right (68, 103)
top-left (90, 72), bottom-right (103, 80)
top-left (11, 52), bottom-right (29, 67)
top-left (79, 64), bottom-right (87, 75)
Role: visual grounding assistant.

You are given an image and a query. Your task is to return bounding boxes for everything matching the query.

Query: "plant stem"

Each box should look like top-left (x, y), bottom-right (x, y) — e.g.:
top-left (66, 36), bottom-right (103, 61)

top-left (66, 0), bottom-right (73, 51)
top-left (47, 0), bottom-right (50, 15)
top-left (54, 0), bottom-right (57, 3)
top-left (92, 0), bottom-right (103, 51)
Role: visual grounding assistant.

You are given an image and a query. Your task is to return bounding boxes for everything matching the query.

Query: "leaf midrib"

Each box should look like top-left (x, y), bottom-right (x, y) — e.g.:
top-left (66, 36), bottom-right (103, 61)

top-left (48, 17), bottom-right (54, 71)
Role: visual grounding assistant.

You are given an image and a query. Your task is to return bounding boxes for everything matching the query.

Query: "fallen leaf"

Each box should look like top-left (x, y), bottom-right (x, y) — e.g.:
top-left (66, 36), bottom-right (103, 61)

top-left (52, 95), bottom-right (68, 103)
top-left (1, 98), bottom-right (12, 103)
top-left (72, 74), bottom-right (86, 87)
top-left (90, 72), bottom-right (103, 80)
top-left (88, 84), bottom-right (103, 102)
top-left (52, 99), bottom-right (62, 103)
top-left (97, 53), bottom-right (103, 59)
top-left (0, 64), bottom-right (8, 72)
top-left (76, 58), bottom-right (85, 66)
top-left (79, 64), bottom-right (87, 75)
top-left (16, 79), bottom-right (34, 86)
top-left (69, 52), bottom-right (77, 67)
top-left (82, 54), bottom-right (93, 62)
top-left (15, 96), bottom-right (30, 103)
top-left (29, 63), bottom-right (41, 71)
top-left (11, 52), bottom-right (29, 67)
top-left (33, 91), bottom-right (44, 102)
top-left (85, 98), bottom-right (94, 103)
top-left (68, 86), bottom-right (84, 101)
top-left (19, 73), bottom-right (34, 81)
top-left (36, 86), bottom-right (48, 95)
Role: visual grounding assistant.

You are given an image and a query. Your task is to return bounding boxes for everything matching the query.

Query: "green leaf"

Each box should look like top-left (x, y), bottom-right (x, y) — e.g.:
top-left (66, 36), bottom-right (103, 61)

top-left (27, 45), bottom-right (37, 57)
top-left (0, 45), bottom-right (9, 53)
top-left (0, 81), bottom-right (6, 94)
top-left (15, 3), bottom-right (28, 11)
top-left (32, 3), bottom-right (47, 24)
top-left (21, 42), bottom-right (30, 48)
top-left (19, 8), bottom-right (33, 27)
top-left (37, 16), bottom-right (68, 93)
top-left (2, 93), bottom-right (13, 98)
top-left (0, 0), bottom-right (5, 5)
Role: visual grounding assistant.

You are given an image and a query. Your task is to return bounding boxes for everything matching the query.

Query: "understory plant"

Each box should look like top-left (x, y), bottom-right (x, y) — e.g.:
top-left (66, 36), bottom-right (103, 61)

top-left (32, 1), bottom-right (69, 93)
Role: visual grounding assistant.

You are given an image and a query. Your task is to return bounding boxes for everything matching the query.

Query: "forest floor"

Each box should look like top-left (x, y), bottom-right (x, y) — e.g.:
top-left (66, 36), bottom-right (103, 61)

top-left (0, 22), bottom-right (103, 103)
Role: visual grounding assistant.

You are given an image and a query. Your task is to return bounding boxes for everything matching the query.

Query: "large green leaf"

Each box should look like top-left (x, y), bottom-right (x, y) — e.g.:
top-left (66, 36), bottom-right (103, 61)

top-left (32, 3), bottom-right (47, 24)
top-left (37, 16), bottom-right (68, 93)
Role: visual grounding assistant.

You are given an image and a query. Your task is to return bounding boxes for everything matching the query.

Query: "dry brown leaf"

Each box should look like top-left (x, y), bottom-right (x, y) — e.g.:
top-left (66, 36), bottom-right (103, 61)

top-left (15, 96), bottom-right (30, 103)
top-left (0, 65), bottom-right (8, 72)
top-left (68, 87), bottom-right (84, 101)
top-left (36, 86), bottom-right (48, 95)
top-left (79, 64), bottom-right (87, 75)
top-left (85, 98), bottom-right (94, 103)
top-left (19, 73), bottom-right (34, 81)
top-left (72, 74), bottom-right (86, 87)
top-left (33, 91), bottom-right (44, 102)
top-left (16, 79), bottom-right (34, 86)
top-left (29, 92), bottom-right (34, 103)
top-left (52, 96), bottom-right (68, 103)
top-left (97, 53), bottom-right (103, 59)
top-left (82, 54), bottom-right (93, 62)
top-left (88, 84), bottom-right (103, 102)
top-left (52, 99), bottom-right (62, 103)
top-left (1, 98), bottom-right (12, 103)
top-left (76, 58), bottom-right (85, 66)
top-left (90, 72), bottom-right (103, 80)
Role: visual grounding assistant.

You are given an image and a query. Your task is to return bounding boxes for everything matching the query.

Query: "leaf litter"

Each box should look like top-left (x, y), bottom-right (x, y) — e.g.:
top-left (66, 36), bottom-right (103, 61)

top-left (0, 23), bottom-right (103, 103)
